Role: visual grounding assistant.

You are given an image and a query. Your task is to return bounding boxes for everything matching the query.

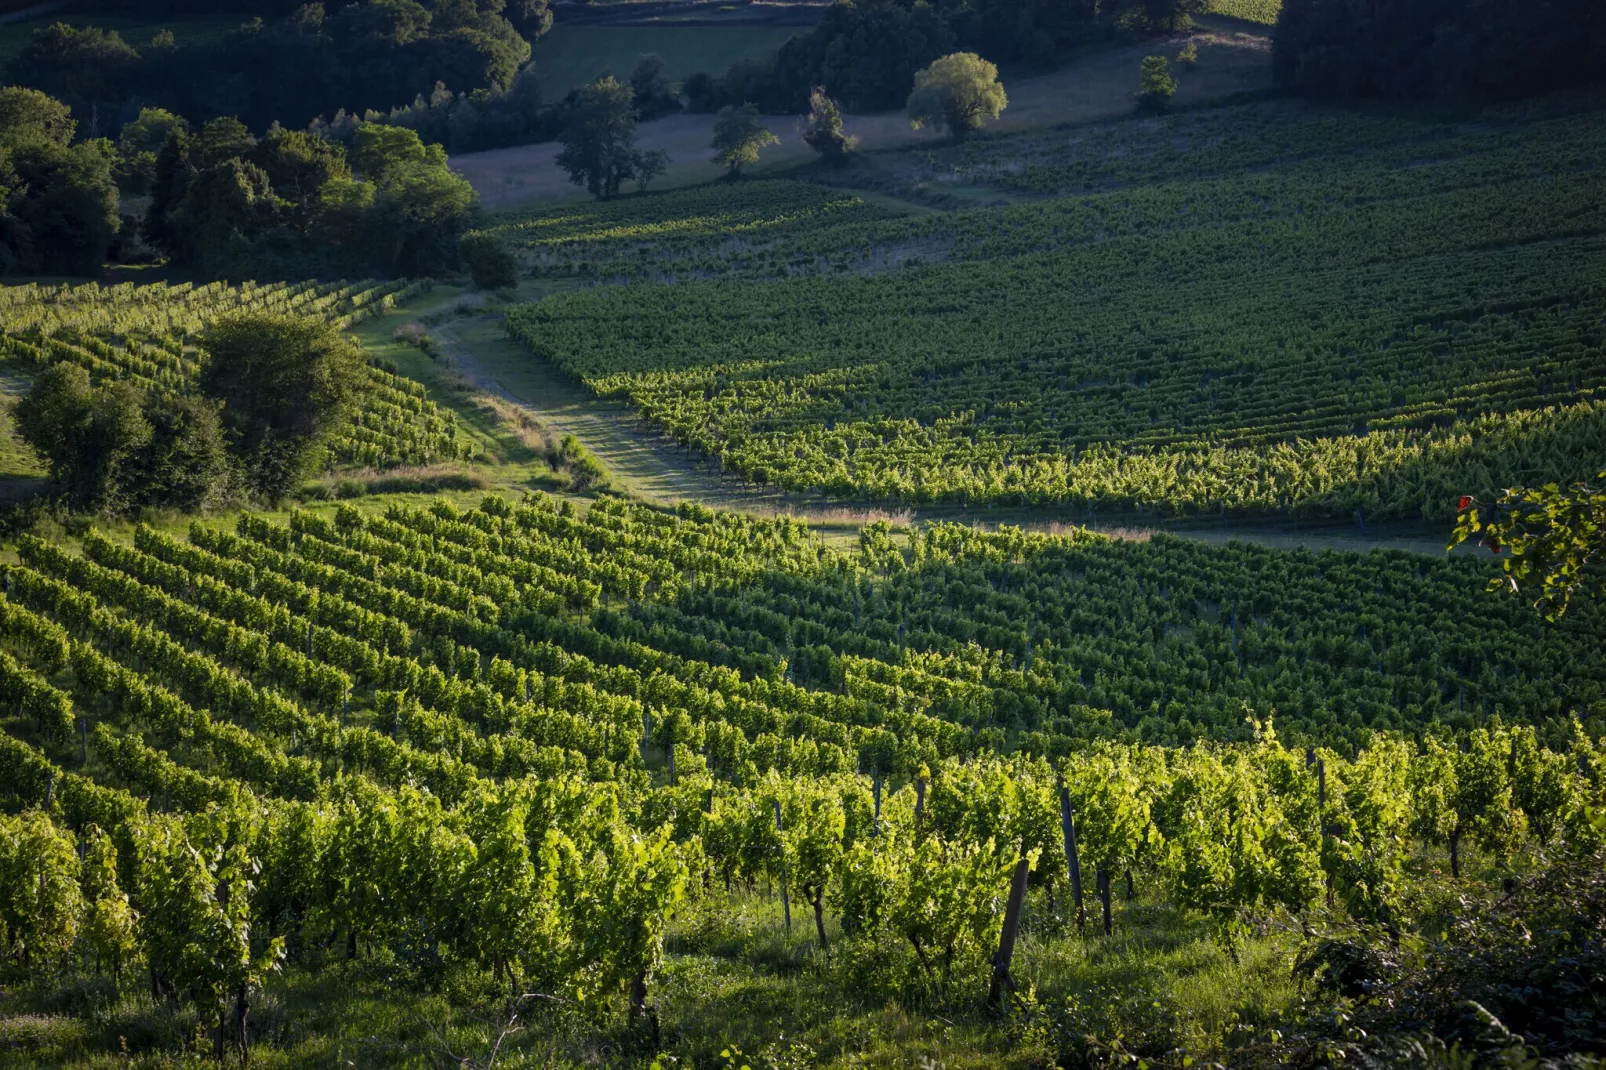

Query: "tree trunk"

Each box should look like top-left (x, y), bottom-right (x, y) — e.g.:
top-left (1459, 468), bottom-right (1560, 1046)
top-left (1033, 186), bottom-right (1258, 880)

top-left (628, 971), bottom-right (648, 1020)
top-left (812, 892), bottom-right (828, 951)
top-left (1097, 868), bottom-right (1112, 936)
top-left (988, 856), bottom-right (1031, 1007)
top-left (234, 980), bottom-right (249, 1061)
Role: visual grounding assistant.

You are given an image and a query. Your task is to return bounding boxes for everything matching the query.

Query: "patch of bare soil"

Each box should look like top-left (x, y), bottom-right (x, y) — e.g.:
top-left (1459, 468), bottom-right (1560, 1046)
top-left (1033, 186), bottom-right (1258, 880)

top-left (452, 29), bottom-right (1273, 212)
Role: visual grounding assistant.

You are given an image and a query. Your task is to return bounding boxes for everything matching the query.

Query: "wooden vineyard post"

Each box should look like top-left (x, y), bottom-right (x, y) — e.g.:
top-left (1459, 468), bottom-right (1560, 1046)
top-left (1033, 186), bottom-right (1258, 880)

top-left (1059, 787), bottom-right (1084, 929)
top-left (988, 855), bottom-right (1031, 1008)
top-left (629, 971), bottom-right (648, 1019)
top-left (774, 798), bottom-right (791, 932)
top-left (1097, 868), bottom-right (1112, 936)
top-left (667, 743), bottom-right (676, 787)
top-left (872, 774), bottom-right (883, 837)
top-left (914, 773), bottom-right (926, 829)
top-left (1317, 756), bottom-right (1334, 905)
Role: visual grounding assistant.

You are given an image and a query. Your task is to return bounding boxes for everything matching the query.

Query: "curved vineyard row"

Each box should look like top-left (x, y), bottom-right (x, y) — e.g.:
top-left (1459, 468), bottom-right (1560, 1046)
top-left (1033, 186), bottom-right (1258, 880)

top-left (502, 103), bottom-right (1606, 518)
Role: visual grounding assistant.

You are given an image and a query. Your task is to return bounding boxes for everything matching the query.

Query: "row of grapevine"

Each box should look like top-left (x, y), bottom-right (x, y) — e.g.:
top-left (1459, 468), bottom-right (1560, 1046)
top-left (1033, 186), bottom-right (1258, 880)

top-left (0, 277), bottom-right (477, 472)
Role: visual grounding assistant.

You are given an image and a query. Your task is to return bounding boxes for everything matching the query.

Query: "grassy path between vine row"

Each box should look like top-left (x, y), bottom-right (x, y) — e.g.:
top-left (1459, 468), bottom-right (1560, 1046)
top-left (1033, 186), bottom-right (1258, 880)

top-left (428, 312), bottom-right (1458, 558)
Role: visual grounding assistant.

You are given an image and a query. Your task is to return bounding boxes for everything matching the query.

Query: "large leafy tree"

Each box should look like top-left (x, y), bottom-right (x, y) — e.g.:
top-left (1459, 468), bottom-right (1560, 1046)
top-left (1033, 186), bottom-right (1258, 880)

top-left (0, 86), bottom-right (119, 277)
top-left (906, 52), bottom-right (1008, 140)
top-left (710, 103), bottom-right (779, 177)
top-left (15, 366), bottom-right (150, 513)
top-left (803, 87), bottom-right (856, 164)
top-left (555, 76), bottom-right (647, 200)
top-left (15, 364), bottom-right (232, 514)
top-left (199, 314), bottom-right (369, 502)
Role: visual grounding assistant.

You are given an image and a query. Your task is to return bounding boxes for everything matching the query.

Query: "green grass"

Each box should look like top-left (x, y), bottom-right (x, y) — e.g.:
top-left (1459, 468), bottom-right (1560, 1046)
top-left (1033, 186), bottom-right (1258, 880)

top-left (0, 886), bottom-right (1310, 1068)
top-left (530, 25), bottom-right (800, 100)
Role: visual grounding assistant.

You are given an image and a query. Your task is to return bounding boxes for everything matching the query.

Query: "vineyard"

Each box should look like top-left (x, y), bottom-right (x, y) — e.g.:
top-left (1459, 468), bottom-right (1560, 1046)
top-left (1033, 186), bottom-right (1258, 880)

top-left (502, 99), bottom-right (1606, 518)
top-left (480, 180), bottom-right (908, 281)
top-left (0, 279), bottom-right (480, 472)
top-left (0, 492), bottom-right (1603, 1063)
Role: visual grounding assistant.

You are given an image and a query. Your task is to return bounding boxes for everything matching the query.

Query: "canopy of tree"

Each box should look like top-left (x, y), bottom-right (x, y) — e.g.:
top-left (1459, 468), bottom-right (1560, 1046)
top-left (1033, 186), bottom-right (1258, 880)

top-left (143, 117), bottom-right (477, 278)
top-left (1274, 0), bottom-right (1606, 99)
top-left (198, 314), bottom-right (370, 502)
top-left (0, 87), bottom-right (120, 277)
top-left (554, 77), bottom-right (669, 200)
top-left (906, 53), bottom-right (1008, 139)
top-left (16, 313), bottom-right (368, 512)
top-left (711, 104), bottom-right (779, 175)
top-left (705, 0), bottom-right (1205, 114)
top-left (4, 0), bottom-right (549, 135)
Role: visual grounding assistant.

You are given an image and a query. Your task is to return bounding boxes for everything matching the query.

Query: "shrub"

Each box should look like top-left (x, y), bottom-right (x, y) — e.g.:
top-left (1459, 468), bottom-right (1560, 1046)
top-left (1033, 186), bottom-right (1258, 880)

top-left (459, 232), bottom-right (520, 290)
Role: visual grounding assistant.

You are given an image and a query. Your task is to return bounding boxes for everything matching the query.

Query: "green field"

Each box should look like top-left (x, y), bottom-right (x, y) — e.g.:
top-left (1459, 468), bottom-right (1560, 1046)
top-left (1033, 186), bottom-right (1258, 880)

top-left (531, 24), bottom-right (800, 100)
top-left (2, 491), bottom-right (1601, 1065)
top-left (500, 97), bottom-right (1606, 520)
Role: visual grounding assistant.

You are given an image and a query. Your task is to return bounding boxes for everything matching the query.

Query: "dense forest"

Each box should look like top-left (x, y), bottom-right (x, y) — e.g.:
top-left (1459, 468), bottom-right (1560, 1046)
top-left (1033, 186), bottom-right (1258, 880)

top-left (1273, 0), bottom-right (1606, 99)
top-left (4, 0), bottom-right (551, 134)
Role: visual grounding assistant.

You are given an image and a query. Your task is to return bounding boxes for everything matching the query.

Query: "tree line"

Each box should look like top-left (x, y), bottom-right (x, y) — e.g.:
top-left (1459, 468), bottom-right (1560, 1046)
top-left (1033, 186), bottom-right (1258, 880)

top-left (2, 0), bottom-right (551, 136)
top-left (1, 84), bottom-right (479, 281)
top-left (691, 0), bottom-right (1205, 115)
top-left (1274, 0), bottom-right (1605, 100)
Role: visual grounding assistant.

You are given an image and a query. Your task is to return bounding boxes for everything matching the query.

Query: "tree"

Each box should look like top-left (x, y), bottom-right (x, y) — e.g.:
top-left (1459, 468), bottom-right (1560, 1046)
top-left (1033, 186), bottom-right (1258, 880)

top-left (710, 103), bottom-right (779, 177)
top-left (1, 136), bottom-right (120, 275)
top-left (114, 107), bottom-right (188, 194)
top-left (133, 394), bottom-right (233, 511)
top-left (8, 24), bottom-right (140, 133)
top-left (1138, 55), bottom-right (1178, 113)
top-left (803, 87), bottom-right (857, 164)
top-left (555, 76), bottom-right (642, 200)
top-left (351, 122), bottom-right (445, 181)
top-left (459, 231), bottom-right (520, 290)
top-left (0, 88), bottom-right (119, 276)
top-left (1451, 473), bottom-right (1605, 620)
top-left (630, 53), bottom-right (678, 120)
top-left (15, 365), bottom-right (234, 514)
top-left (633, 148), bottom-right (669, 192)
top-left (683, 71), bottom-right (719, 113)
top-left (168, 157), bottom-right (280, 275)
top-left (16, 365), bottom-right (151, 513)
top-left (252, 128), bottom-right (349, 217)
top-left (906, 52), bottom-right (1007, 140)
top-left (0, 86), bottom-right (77, 147)
top-left (199, 314), bottom-right (369, 502)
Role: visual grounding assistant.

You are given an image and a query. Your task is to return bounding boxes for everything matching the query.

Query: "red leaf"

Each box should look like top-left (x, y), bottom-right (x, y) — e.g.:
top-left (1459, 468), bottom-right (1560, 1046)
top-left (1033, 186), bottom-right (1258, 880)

top-left (1457, 495), bottom-right (1472, 511)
